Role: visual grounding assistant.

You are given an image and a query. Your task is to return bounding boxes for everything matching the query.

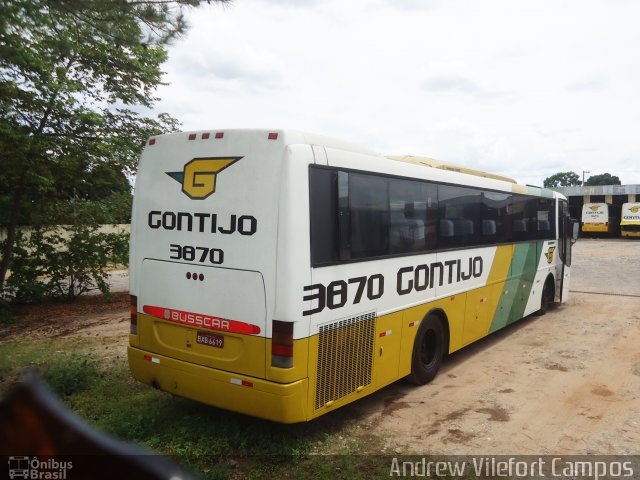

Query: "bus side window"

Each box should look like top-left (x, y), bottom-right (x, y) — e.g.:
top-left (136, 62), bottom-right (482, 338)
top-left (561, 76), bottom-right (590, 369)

top-left (536, 198), bottom-right (555, 240)
top-left (389, 178), bottom-right (437, 254)
top-left (438, 185), bottom-right (482, 248)
top-left (309, 167), bottom-right (340, 265)
top-left (510, 195), bottom-right (528, 241)
top-left (349, 173), bottom-right (389, 259)
top-left (481, 191), bottom-right (510, 244)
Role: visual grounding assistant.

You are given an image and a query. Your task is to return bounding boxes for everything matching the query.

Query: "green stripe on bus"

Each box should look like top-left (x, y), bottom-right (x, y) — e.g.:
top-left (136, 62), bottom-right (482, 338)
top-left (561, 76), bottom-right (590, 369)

top-left (489, 241), bottom-right (541, 332)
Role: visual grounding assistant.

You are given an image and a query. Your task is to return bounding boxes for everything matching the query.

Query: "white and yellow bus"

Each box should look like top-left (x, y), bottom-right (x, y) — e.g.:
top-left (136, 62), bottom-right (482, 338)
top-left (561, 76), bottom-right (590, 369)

top-left (621, 202), bottom-right (640, 238)
top-left (128, 129), bottom-right (577, 423)
top-left (581, 202), bottom-right (618, 236)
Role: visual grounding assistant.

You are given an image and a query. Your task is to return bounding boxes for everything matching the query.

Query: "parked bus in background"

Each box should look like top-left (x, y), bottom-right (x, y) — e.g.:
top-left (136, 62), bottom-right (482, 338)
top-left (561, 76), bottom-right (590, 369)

top-left (621, 202), bottom-right (640, 238)
top-left (581, 202), bottom-right (619, 236)
top-left (128, 129), bottom-right (578, 423)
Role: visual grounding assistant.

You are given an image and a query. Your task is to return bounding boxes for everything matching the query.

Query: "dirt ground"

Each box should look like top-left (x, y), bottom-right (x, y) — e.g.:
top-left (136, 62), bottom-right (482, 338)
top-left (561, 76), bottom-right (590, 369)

top-left (357, 238), bottom-right (640, 455)
top-left (3, 239), bottom-right (639, 455)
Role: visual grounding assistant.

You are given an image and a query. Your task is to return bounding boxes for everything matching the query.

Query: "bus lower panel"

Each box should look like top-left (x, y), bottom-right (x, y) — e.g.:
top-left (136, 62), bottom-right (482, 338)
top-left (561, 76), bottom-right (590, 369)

top-left (582, 224), bottom-right (610, 233)
top-left (128, 347), bottom-right (309, 423)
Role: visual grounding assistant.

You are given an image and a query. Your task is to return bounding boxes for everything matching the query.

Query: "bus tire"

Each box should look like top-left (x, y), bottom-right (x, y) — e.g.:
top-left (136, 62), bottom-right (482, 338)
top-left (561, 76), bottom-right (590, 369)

top-left (536, 278), bottom-right (554, 316)
top-left (407, 314), bottom-right (446, 385)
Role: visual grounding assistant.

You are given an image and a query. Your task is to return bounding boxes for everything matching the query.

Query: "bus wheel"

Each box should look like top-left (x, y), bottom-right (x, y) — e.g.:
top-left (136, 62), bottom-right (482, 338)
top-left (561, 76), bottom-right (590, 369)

top-left (408, 314), bottom-right (446, 385)
top-left (536, 279), bottom-right (554, 316)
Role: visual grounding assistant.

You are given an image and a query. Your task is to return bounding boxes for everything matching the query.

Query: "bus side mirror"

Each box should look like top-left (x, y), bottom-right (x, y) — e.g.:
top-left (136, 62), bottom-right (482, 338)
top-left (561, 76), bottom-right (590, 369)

top-left (571, 220), bottom-right (579, 244)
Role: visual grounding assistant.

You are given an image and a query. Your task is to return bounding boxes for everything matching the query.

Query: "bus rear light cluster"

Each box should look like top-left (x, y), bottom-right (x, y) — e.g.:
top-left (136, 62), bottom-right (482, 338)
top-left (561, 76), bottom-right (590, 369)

top-left (271, 320), bottom-right (293, 368)
top-left (130, 295), bottom-right (138, 335)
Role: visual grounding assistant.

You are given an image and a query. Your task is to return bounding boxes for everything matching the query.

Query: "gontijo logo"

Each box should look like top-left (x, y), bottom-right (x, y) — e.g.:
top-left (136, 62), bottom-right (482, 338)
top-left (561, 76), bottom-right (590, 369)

top-left (166, 157), bottom-right (242, 200)
top-left (589, 205), bottom-right (601, 211)
top-left (545, 246), bottom-right (556, 264)
top-left (630, 206), bottom-right (640, 213)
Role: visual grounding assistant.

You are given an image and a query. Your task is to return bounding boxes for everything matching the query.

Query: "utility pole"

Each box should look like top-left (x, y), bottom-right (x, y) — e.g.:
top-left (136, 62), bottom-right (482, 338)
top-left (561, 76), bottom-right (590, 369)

top-left (582, 170), bottom-right (590, 186)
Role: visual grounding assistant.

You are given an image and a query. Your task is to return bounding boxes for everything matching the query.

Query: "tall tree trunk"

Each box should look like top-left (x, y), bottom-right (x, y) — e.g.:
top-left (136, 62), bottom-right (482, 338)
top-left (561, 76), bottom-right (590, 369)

top-left (0, 171), bottom-right (26, 290)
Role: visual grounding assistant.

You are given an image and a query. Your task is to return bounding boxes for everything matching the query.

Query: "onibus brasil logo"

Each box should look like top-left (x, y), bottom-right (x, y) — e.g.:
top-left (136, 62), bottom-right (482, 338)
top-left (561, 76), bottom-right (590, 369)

top-left (166, 157), bottom-right (242, 200)
top-left (8, 456), bottom-right (72, 479)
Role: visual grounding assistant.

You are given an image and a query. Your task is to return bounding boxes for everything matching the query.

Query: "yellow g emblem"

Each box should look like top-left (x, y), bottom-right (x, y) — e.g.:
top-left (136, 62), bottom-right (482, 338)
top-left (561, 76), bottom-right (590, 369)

top-left (545, 246), bottom-right (556, 264)
top-left (590, 205), bottom-right (600, 211)
top-left (166, 157), bottom-right (242, 200)
top-left (631, 206), bottom-right (640, 213)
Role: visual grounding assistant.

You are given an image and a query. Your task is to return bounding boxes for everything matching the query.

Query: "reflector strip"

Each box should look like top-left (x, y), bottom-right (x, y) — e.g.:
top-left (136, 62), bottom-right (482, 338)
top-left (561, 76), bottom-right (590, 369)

top-left (379, 329), bottom-right (393, 338)
top-left (188, 133), bottom-right (196, 140)
top-left (230, 378), bottom-right (253, 388)
top-left (268, 132), bottom-right (278, 140)
top-left (202, 132), bottom-right (210, 139)
top-left (408, 320), bottom-right (420, 327)
top-left (143, 305), bottom-right (261, 335)
top-left (215, 132), bottom-right (224, 139)
top-left (143, 355), bottom-right (160, 364)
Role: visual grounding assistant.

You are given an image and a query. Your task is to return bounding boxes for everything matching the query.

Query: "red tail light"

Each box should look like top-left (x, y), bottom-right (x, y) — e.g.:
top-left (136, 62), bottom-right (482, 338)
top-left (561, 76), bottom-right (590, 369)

top-left (271, 320), bottom-right (293, 368)
top-left (130, 295), bottom-right (138, 335)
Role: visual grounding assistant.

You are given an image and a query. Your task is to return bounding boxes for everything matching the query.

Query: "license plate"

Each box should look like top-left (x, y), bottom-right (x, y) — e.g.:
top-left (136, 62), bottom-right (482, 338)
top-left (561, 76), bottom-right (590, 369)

top-left (196, 331), bottom-right (224, 349)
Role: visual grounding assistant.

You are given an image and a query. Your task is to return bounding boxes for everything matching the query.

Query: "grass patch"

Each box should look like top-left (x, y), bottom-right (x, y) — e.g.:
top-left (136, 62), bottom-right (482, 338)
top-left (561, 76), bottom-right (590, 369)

top-left (63, 363), bottom-right (388, 478)
top-left (42, 353), bottom-right (99, 396)
top-left (0, 337), bottom-right (88, 386)
top-left (1, 337), bottom-right (389, 479)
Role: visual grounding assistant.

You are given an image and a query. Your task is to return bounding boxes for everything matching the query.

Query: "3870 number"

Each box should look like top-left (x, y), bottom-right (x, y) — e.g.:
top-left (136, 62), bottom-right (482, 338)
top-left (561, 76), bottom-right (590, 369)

top-left (169, 244), bottom-right (224, 264)
top-left (302, 274), bottom-right (384, 316)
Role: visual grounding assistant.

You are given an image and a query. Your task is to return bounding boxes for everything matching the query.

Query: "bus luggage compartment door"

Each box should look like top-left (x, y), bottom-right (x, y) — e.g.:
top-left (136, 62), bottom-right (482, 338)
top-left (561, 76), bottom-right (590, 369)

top-left (137, 259), bottom-right (267, 378)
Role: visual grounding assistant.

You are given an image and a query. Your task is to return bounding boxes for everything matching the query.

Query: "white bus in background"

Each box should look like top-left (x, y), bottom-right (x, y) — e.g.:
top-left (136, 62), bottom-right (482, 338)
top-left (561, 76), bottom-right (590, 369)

top-left (581, 202), bottom-right (619, 236)
top-left (621, 202), bottom-right (640, 238)
top-left (127, 129), bottom-right (577, 423)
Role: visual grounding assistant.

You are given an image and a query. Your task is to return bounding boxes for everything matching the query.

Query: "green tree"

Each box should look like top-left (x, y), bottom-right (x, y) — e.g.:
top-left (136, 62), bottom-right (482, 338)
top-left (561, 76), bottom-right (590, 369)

top-left (543, 171), bottom-right (582, 188)
top-left (0, 0), bottom-right (226, 292)
top-left (585, 173), bottom-right (621, 186)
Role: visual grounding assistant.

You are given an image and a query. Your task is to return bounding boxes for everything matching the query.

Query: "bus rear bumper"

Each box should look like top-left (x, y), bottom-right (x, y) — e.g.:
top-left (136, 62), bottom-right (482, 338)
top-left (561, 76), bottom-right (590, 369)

top-left (582, 224), bottom-right (610, 233)
top-left (128, 346), bottom-right (309, 423)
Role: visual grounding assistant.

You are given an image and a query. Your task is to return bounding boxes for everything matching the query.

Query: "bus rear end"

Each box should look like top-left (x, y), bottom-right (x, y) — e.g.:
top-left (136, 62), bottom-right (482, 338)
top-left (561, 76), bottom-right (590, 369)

top-left (621, 202), bottom-right (640, 238)
top-left (128, 129), bottom-right (310, 423)
top-left (581, 202), bottom-right (610, 235)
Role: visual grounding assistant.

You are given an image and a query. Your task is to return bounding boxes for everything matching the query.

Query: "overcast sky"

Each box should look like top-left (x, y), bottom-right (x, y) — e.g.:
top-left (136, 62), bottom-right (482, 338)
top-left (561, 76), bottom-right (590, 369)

top-left (151, 0), bottom-right (640, 187)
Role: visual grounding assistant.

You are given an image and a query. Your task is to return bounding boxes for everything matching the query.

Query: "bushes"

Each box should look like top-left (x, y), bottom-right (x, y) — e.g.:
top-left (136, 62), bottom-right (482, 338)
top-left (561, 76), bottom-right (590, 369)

top-left (43, 354), bottom-right (99, 397)
top-left (2, 225), bottom-right (128, 303)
